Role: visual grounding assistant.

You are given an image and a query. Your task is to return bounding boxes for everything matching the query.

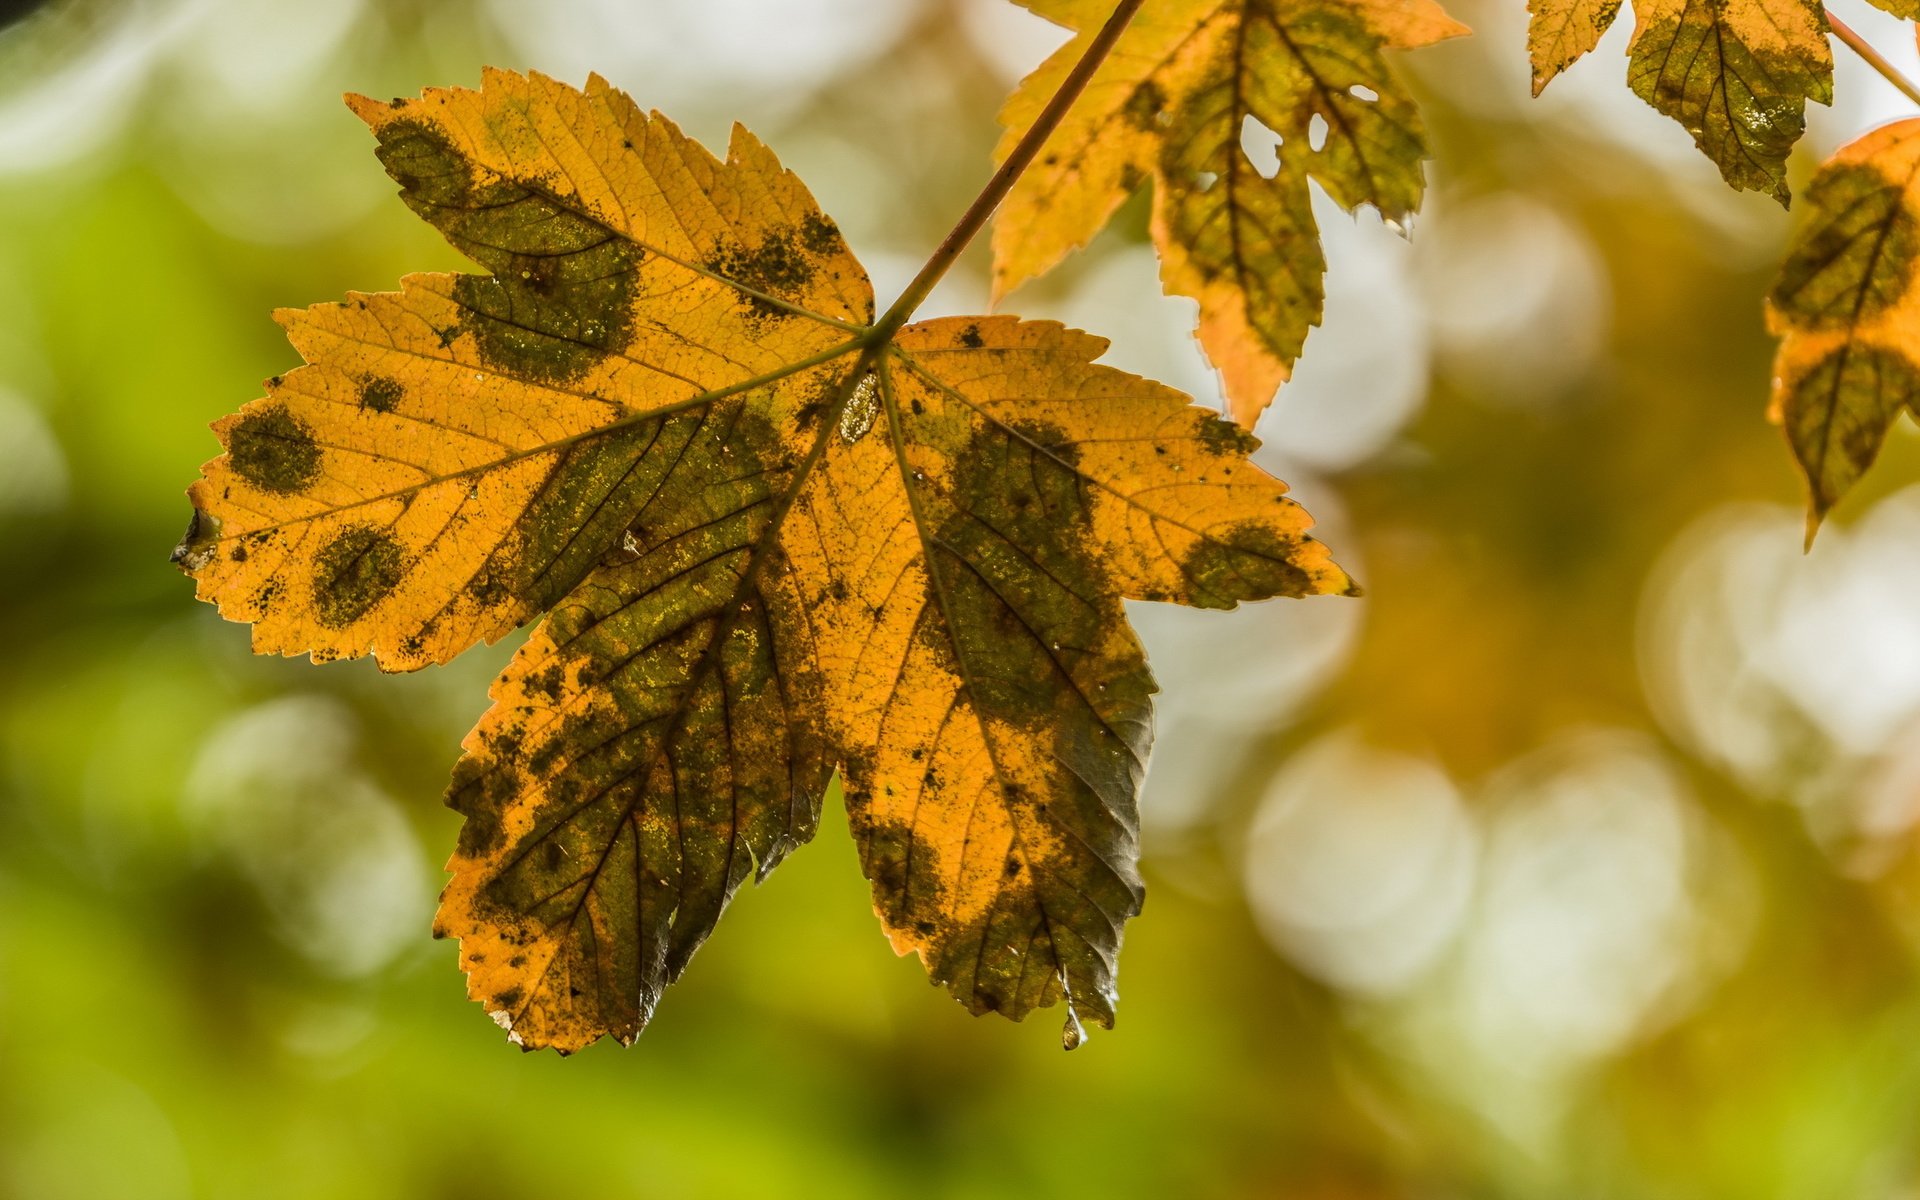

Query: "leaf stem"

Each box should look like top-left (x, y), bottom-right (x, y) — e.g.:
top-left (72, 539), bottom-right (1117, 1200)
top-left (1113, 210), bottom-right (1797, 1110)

top-left (865, 0), bottom-right (1144, 343)
top-left (1828, 10), bottom-right (1920, 108)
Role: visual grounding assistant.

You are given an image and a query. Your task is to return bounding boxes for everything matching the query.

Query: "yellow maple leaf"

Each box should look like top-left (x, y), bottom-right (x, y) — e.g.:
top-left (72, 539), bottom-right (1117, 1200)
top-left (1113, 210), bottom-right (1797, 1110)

top-left (1767, 118), bottom-right (1920, 542)
top-left (174, 69), bottom-right (1356, 1051)
top-left (990, 0), bottom-right (1468, 428)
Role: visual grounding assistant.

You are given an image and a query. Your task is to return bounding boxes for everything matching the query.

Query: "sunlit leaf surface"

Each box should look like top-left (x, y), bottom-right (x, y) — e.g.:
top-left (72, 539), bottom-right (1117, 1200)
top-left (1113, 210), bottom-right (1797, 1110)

top-left (173, 68), bottom-right (1354, 1051)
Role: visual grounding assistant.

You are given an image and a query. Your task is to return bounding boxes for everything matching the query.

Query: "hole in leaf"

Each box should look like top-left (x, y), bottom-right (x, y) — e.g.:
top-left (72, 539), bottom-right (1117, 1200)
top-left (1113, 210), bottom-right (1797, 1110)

top-left (1240, 114), bottom-right (1283, 179)
top-left (1308, 113), bottom-right (1329, 152)
top-left (1351, 84), bottom-right (1379, 102)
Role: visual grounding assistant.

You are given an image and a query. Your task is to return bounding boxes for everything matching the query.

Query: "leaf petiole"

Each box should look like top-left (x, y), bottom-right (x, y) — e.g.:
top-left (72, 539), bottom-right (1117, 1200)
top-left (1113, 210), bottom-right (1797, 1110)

top-left (865, 0), bottom-right (1145, 344)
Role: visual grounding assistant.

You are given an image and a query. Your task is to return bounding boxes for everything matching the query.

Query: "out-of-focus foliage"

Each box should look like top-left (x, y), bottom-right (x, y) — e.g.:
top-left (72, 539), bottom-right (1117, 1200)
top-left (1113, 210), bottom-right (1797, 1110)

top-left (7, 0), bottom-right (1920, 1197)
top-left (1768, 118), bottom-right (1920, 537)
top-left (1526, 0), bottom-right (1862, 202)
top-left (991, 0), bottom-right (1466, 426)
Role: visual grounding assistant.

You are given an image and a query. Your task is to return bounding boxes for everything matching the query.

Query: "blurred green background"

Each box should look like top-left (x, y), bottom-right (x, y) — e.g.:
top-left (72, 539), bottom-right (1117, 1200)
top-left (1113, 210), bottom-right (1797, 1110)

top-left (8, 0), bottom-right (1920, 1196)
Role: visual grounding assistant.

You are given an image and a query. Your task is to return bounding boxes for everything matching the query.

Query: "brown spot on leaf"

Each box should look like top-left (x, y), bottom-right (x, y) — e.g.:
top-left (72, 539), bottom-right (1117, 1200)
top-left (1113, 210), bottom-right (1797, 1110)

top-left (228, 404), bottom-right (321, 494)
top-left (707, 224), bottom-right (818, 318)
top-left (358, 375), bottom-right (405, 412)
top-left (312, 524), bottom-right (408, 628)
top-left (1123, 80), bottom-right (1166, 130)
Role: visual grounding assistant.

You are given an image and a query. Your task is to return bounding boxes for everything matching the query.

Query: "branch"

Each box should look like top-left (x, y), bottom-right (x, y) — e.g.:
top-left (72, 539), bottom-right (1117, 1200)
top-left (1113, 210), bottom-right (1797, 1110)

top-left (1829, 10), bottom-right (1920, 108)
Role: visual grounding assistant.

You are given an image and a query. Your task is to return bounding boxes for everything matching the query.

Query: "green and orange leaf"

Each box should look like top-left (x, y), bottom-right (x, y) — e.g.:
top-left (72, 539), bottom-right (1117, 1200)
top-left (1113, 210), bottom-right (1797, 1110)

top-left (990, 0), bottom-right (1467, 428)
top-left (174, 70), bottom-right (1355, 1051)
top-left (1626, 0), bottom-right (1831, 205)
top-left (1528, 0), bottom-right (1832, 204)
top-left (1766, 119), bottom-right (1920, 540)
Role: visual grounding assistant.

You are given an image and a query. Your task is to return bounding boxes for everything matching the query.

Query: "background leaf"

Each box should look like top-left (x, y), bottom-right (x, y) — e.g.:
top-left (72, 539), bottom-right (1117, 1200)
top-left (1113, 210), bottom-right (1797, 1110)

top-left (1766, 118), bottom-right (1920, 537)
top-left (1625, 0), bottom-right (1831, 205)
top-left (990, 0), bottom-right (1466, 427)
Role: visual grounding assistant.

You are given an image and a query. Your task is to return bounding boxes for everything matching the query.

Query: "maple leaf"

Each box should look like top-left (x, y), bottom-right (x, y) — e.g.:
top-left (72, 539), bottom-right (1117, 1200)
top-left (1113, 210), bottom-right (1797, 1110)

top-left (988, 0), bottom-right (1468, 428)
top-left (1627, 0), bottom-right (1832, 204)
top-left (172, 69), bottom-right (1356, 1051)
top-left (1528, 0), bottom-right (1833, 204)
top-left (1766, 118), bottom-right (1920, 541)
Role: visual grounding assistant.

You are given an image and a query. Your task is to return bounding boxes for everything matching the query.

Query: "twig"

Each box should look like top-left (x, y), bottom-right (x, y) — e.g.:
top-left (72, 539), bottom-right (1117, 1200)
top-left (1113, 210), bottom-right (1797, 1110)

top-left (866, 0), bottom-right (1145, 342)
top-left (1829, 10), bottom-right (1920, 108)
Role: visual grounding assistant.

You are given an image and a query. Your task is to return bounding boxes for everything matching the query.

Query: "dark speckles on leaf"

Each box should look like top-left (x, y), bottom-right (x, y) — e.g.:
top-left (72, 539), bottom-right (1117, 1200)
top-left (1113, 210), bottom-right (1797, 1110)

top-left (373, 118), bottom-right (472, 209)
top-left (856, 816), bottom-right (951, 929)
top-left (796, 380), bottom-right (832, 431)
top-left (526, 663), bottom-right (566, 701)
top-left (452, 236), bottom-right (638, 384)
top-left (799, 212), bottom-right (844, 256)
top-left (707, 225), bottom-right (818, 318)
top-left (1196, 416), bottom-right (1259, 456)
top-left (358, 375), bottom-right (405, 412)
top-left (312, 523), bottom-right (408, 628)
top-left (449, 774), bottom-right (504, 856)
top-left (467, 569), bottom-right (507, 607)
top-left (1003, 417), bottom-right (1077, 468)
top-left (374, 117), bottom-right (639, 384)
top-left (1181, 520), bottom-right (1317, 605)
top-left (1124, 80), bottom-right (1166, 130)
top-left (960, 324), bottom-right (984, 349)
top-left (228, 404), bottom-right (322, 495)
top-left (527, 736), bottom-right (564, 777)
